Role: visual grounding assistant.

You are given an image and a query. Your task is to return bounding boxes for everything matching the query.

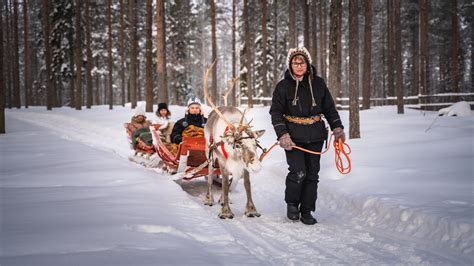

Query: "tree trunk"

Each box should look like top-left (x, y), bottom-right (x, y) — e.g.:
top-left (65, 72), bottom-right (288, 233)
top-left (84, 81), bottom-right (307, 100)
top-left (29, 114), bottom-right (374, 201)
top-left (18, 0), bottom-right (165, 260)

top-left (362, 0), bottom-right (372, 110)
top-left (43, 0), bottom-right (53, 110)
top-left (94, 57), bottom-right (100, 105)
top-left (210, 0), bottom-right (217, 104)
top-left (5, 0), bottom-right (11, 109)
top-left (419, 0), bottom-right (429, 106)
top-left (289, 0), bottom-right (296, 48)
top-left (451, 0), bottom-right (460, 98)
top-left (67, 3), bottom-right (75, 108)
top-left (156, 0), bottom-right (168, 104)
top-left (74, 0), bottom-right (82, 110)
top-left (261, 0), bottom-right (269, 98)
top-left (349, 0), bottom-right (360, 139)
top-left (120, 0), bottom-right (126, 106)
top-left (232, 0), bottom-right (237, 106)
top-left (386, 1), bottom-right (394, 98)
top-left (411, 15), bottom-right (419, 98)
top-left (328, 0), bottom-right (341, 103)
top-left (0, 2), bottom-right (5, 133)
top-left (302, 0), bottom-right (310, 50)
top-left (85, 0), bottom-right (93, 108)
top-left (145, 0), bottom-right (153, 112)
top-left (393, 0), bottom-right (403, 114)
top-left (13, 0), bottom-right (20, 108)
top-left (107, 0), bottom-right (113, 110)
top-left (23, 0), bottom-right (30, 108)
top-left (244, 0), bottom-right (253, 107)
top-left (272, 0), bottom-right (279, 89)
top-left (319, 0), bottom-right (327, 81)
top-left (311, 0), bottom-right (318, 70)
top-left (129, 0), bottom-right (137, 108)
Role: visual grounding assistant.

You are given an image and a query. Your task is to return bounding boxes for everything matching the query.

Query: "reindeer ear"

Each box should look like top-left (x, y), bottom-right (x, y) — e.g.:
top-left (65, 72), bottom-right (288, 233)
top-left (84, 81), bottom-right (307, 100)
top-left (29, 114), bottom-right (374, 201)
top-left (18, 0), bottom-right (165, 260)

top-left (253, 130), bottom-right (265, 139)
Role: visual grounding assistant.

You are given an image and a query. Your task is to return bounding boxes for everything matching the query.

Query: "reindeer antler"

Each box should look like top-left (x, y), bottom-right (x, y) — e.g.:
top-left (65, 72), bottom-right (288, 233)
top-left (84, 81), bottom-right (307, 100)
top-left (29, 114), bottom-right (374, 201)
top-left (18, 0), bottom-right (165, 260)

top-left (222, 77), bottom-right (239, 107)
top-left (203, 60), bottom-right (235, 130)
top-left (237, 108), bottom-right (252, 133)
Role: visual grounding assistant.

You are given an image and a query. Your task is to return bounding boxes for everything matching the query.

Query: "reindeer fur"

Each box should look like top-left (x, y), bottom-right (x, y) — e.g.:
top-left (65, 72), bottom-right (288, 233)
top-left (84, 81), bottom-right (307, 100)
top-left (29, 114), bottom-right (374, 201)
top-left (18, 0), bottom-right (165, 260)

top-left (204, 106), bottom-right (264, 219)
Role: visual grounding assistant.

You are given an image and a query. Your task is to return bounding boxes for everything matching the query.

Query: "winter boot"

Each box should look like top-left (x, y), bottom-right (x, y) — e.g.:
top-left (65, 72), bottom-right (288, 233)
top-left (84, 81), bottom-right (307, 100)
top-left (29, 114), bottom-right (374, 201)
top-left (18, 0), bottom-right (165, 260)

top-left (300, 212), bottom-right (317, 225)
top-left (287, 203), bottom-right (300, 221)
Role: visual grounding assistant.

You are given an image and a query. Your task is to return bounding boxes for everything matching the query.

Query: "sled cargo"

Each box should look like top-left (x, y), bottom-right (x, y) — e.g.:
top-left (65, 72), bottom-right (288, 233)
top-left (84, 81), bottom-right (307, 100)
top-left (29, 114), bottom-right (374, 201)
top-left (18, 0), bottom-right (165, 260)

top-left (150, 126), bottom-right (221, 180)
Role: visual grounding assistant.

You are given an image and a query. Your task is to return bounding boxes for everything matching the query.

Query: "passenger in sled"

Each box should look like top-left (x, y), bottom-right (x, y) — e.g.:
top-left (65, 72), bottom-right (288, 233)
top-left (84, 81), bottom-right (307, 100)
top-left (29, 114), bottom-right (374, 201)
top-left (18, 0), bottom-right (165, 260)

top-left (154, 102), bottom-right (174, 144)
top-left (126, 107), bottom-right (154, 155)
top-left (170, 96), bottom-right (207, 145)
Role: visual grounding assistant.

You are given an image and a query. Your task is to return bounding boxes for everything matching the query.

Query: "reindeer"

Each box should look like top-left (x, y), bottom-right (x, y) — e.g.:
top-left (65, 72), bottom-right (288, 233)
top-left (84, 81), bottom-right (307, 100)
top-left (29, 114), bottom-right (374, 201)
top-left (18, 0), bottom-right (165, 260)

top-left (203, 61), bottom-right (265, 219)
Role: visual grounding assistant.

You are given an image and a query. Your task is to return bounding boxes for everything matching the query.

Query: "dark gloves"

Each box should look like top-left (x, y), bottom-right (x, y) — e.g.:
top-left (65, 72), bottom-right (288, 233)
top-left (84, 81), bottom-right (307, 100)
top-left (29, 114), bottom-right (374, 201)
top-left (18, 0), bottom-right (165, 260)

top-left (333, 127), bottom-right (345, 143)
top-left (279, 133), bottom-right (295, 151)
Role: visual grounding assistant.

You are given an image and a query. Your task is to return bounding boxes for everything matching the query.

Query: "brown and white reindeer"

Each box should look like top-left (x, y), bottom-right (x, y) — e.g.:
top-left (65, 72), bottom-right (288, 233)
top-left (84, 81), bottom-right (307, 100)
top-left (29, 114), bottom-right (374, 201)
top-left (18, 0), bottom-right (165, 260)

top-left (203, 61), bottom-right (265, 219)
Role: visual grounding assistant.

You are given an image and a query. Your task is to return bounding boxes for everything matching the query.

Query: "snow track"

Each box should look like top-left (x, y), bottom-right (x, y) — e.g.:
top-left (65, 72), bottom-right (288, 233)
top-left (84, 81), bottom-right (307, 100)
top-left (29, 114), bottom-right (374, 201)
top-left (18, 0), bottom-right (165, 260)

top-left (5, 108), bottom-right (473, 265)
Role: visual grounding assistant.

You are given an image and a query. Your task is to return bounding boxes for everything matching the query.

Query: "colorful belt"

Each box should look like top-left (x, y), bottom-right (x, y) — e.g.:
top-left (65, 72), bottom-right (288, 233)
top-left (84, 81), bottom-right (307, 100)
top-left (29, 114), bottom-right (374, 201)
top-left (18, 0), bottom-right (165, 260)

top-left (284, 114), bottom-right (322, 125)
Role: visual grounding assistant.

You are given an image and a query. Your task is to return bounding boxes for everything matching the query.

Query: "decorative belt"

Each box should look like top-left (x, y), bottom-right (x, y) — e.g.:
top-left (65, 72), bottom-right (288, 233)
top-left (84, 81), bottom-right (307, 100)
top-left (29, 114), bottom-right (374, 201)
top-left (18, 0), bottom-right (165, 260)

top-left (284, 114), bottom-right (322, 125)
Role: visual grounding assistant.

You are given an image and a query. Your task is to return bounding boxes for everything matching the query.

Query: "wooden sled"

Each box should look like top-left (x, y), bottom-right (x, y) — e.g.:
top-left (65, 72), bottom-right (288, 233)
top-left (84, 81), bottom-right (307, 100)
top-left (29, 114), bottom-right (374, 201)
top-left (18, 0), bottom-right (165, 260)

top-left (150, 126), bottom-right (220, 180)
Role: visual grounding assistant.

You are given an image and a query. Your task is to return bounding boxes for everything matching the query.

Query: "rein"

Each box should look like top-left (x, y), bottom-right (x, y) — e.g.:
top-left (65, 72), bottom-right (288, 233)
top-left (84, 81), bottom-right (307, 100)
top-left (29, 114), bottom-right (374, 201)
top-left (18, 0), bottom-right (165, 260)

top-left (259, 134), bottom-right (352, 175)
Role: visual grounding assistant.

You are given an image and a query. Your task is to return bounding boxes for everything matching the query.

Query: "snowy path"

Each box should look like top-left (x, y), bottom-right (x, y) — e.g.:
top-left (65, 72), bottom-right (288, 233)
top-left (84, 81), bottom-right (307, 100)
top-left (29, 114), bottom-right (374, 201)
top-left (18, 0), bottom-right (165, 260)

top-left (2, 108), bottom-right (472, 265)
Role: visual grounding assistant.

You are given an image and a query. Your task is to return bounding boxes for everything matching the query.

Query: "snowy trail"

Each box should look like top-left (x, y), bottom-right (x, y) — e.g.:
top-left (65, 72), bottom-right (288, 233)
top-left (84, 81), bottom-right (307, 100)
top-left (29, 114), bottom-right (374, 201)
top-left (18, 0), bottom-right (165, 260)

top-left (5, 108), bottom-right (472, 265)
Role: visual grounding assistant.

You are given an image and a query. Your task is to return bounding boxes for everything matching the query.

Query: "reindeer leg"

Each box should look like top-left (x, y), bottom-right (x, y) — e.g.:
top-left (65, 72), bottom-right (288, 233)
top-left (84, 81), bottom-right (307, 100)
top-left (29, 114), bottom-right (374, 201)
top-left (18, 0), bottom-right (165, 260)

top-left (243, 170), bottom-right (260, 217)
top-left (204, 164), bottom-right (214, 206)
top-left (218, 171), bottom-right (234, 219)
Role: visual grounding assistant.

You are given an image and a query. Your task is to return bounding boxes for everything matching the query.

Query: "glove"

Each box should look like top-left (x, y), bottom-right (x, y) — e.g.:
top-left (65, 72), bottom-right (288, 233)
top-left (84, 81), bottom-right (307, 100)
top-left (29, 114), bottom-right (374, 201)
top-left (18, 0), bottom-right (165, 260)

top-left (279, 133), bottom-right (295, 151)
top-left (333, 127), bottom-right (345, 143)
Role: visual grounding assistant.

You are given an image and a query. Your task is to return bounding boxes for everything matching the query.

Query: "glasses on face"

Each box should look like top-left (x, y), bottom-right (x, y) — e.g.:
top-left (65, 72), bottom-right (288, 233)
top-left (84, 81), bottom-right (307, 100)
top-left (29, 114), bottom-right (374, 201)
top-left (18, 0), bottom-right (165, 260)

top-left (291, 62), bottom-right (307, 67)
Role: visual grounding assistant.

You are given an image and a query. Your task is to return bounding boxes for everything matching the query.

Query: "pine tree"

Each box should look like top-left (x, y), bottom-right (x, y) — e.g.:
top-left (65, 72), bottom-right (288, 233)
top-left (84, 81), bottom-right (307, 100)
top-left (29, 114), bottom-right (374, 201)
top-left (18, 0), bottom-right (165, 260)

top-left (349, 0), bottom-right (360, 139)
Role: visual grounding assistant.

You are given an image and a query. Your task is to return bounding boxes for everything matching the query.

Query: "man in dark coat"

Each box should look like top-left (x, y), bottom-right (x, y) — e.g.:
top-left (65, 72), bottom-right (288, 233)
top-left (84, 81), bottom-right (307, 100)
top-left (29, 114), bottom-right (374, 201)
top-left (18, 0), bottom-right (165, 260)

top-left (269, 47), bottom-right (345, 225)
top-left (171, 97), bottom-right (207, 144)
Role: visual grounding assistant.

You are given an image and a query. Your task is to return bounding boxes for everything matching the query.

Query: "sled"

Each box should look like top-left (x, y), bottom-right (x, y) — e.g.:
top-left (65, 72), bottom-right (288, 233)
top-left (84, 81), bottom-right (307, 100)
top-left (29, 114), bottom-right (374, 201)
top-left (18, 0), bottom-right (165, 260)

top-left (123, 123), bottom-right (156, 155)
top-left (150, 126), bottom-right (221, 180)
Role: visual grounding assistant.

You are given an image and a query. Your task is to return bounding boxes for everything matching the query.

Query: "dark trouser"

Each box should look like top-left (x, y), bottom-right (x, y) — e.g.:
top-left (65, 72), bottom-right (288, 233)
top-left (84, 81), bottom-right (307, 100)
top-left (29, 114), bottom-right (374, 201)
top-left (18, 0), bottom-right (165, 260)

top-left (284, 141), bottom-right (324, 214)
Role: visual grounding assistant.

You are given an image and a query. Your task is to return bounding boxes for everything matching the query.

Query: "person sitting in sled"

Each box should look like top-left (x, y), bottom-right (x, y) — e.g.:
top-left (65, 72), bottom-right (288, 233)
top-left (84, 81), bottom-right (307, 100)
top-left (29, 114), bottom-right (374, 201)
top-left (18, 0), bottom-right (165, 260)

top-left (127, 107), bottom-right (153, 151)
top-left (170, 97), bottom-right (207, 144)
top-left (154, 102), bottom-right (174, 143)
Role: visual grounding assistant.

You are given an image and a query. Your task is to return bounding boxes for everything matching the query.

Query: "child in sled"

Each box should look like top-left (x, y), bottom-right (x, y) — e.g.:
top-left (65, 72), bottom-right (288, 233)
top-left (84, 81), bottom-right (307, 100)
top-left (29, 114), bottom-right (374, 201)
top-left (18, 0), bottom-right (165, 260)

top-left (154, 103), bottom-right (174, 144)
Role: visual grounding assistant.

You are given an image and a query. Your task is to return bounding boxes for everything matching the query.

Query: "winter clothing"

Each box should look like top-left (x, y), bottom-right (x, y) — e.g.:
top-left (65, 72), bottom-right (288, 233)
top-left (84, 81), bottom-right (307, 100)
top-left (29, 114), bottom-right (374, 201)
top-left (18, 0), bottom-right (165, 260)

top-left (187, 96), bottom-right (202, 107)
top-left (279, 133), bottom-right (295, 151)
top-left (171, 113), bottom-right (207, 144)
top-left (134, 107), bottom-right (146, 117)
top-left (284, 141), bottom-right (324, 214)
top-left (300, 212), bottom-right (318, 225)
top-left (287, 203), bottom-right (300, 221)
top-left (269, 68), bottom-right (343, 143)
top-left (158, 102), bottom-right (169, 112)
top-left (129, 115), bottom-right (152, 133)
top-left (286, 47), bottom-right (313, 72)
top-left (332, 127), bottom-right (345, 143)
top-left (270, 47), bottom-right (344, 224)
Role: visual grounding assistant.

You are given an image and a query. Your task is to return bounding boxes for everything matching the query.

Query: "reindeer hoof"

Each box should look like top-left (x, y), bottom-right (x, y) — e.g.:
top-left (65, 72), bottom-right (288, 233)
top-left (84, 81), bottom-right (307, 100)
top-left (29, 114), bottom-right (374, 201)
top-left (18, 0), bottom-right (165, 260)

top-left (204, 198), bottom-right (214, 206)
top-left (218, 212), bottom-right (234, 219)
top-left (245, 211), bottom-right (261, 218)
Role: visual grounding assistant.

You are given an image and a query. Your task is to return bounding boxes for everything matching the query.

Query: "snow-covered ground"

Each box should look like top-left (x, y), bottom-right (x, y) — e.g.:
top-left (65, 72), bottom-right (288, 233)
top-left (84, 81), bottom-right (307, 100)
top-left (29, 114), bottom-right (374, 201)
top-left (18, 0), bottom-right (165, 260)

top-left (1, 104), bottom-right (473, 265)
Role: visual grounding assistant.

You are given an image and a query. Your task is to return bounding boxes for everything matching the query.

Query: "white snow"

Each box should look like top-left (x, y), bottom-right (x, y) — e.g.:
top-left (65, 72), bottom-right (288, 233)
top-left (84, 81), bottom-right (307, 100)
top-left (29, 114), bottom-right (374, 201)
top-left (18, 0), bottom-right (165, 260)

top-left (438, 101), bottom-right (473, 117)
top-left (1, 104), bottom-right (473, 265)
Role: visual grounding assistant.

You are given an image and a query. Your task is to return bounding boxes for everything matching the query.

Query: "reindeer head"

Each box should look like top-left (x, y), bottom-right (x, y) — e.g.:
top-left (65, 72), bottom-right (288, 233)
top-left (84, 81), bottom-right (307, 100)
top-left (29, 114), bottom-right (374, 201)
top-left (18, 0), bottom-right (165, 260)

top-left (220, 119), bottom-right (265, 173)
top-left (203, 60), bottom-right (266, 173)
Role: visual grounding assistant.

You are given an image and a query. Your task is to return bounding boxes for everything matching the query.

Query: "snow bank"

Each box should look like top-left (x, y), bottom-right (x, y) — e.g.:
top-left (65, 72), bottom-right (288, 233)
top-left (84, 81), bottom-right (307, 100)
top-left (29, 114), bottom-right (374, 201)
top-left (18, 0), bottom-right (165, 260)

top-left (438, 101), bottom-right (472, 117)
